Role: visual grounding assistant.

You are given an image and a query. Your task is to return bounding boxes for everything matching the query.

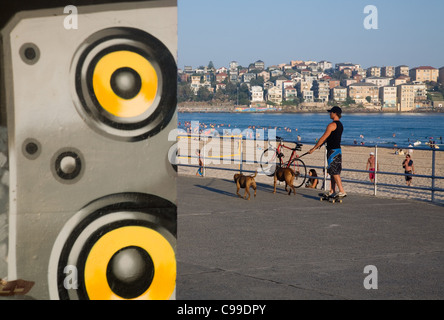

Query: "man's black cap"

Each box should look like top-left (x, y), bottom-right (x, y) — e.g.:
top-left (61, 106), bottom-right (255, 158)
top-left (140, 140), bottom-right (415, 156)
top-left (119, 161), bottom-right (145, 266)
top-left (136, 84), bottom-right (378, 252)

top-left (327, 106), bottom-right (342, 114)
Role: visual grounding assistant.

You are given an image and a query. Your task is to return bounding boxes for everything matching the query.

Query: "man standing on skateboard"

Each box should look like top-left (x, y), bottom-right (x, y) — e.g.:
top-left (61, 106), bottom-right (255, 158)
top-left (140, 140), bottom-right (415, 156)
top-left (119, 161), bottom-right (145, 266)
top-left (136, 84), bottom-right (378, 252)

top-left (309, 106), bottom-right (347, 198)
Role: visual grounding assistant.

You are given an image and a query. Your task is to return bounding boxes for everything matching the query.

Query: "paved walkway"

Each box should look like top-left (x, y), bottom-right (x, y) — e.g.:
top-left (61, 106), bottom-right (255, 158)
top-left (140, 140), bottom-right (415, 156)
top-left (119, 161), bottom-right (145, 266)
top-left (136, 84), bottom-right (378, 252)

top-left (177, 175), bottom-right (444, 300)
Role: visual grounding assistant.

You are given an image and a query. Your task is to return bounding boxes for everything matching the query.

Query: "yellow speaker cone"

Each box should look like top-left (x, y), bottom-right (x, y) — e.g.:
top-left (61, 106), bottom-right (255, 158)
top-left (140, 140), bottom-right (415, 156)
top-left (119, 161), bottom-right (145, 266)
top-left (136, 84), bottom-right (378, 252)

top-left (84, 226), bottom-right (176, 300)
top-left (92, 51), bottom-right (158, 118)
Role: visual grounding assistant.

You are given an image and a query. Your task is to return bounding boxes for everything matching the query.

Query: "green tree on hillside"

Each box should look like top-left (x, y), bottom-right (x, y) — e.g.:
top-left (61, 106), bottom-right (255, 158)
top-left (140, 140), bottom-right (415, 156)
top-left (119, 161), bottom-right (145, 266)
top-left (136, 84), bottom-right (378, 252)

top-left (196, 86), bottom-right (213, 102)
top-left (177, 83), bottom-right (194, 102)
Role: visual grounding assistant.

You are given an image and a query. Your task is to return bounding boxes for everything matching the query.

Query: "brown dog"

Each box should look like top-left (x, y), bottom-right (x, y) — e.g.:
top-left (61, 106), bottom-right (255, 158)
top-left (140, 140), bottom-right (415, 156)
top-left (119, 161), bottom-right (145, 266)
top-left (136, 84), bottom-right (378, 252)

top-left (274, 166), bottom-right (297, 195)
top-left (234, 171), bottom-right (257, 200)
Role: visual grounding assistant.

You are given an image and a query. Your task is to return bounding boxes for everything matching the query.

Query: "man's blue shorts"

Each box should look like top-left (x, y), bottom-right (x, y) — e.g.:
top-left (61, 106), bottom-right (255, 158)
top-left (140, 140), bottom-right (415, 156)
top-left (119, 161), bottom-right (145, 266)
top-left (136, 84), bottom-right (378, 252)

top-left (327, 148), bottom-right (342, 175)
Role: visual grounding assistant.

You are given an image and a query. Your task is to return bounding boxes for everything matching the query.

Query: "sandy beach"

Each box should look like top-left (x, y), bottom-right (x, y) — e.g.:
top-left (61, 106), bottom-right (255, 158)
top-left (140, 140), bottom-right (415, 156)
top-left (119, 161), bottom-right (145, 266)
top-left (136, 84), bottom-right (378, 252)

top-left (177, 136), bottom-right (444, 204)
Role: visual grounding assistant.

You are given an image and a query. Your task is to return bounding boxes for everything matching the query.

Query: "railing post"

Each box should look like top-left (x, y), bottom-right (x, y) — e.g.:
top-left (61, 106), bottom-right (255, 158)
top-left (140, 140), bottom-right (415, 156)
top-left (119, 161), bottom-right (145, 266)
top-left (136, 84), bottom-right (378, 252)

top-left (202, 138), bottom-right (206, 177)
top-left (323, 146), bottom-right (327, 191)
top-left (374, 145), bottom-right (378, 196)
top-left (239, 136), bottom-right (243, 174)
top-left (431, 148), bottom-right (436, 203)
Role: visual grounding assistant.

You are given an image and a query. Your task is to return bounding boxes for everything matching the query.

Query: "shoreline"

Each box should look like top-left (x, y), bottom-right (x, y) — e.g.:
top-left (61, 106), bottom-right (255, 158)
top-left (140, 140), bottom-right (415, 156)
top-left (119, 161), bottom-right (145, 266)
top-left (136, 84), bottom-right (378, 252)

top-left (178, 106), bottom-right (444, 114)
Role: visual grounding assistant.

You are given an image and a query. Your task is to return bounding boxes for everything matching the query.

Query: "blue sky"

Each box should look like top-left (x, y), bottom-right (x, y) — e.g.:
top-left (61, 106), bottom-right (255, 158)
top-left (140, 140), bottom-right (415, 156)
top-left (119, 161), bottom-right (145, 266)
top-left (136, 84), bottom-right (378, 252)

top-left (178, 0), bottom-right (444, 70)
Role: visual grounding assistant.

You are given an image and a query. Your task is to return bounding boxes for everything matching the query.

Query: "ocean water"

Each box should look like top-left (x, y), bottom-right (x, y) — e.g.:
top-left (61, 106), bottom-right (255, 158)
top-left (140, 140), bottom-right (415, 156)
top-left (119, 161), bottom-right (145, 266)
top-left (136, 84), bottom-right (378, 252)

top-left (178, 112), bottom-right (444, 149)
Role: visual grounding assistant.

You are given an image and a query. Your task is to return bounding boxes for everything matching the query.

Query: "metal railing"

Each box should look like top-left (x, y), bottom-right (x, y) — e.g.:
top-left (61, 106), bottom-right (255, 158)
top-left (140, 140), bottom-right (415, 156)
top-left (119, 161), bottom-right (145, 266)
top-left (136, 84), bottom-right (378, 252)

top-left (176, 134), bottom-right (444, 204)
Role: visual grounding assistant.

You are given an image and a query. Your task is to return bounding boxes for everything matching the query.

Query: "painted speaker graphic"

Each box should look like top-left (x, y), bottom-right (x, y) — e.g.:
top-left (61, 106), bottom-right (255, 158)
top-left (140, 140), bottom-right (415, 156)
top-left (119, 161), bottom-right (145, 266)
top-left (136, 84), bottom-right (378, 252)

top-left (0, 0), bottom-right (177, 299)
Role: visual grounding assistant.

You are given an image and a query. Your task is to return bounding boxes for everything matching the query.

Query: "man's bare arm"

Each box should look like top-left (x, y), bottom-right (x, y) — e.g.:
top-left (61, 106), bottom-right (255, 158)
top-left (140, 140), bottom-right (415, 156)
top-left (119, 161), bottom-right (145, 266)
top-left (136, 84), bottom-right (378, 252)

top-left (309, 122), bottom-right (337, 154)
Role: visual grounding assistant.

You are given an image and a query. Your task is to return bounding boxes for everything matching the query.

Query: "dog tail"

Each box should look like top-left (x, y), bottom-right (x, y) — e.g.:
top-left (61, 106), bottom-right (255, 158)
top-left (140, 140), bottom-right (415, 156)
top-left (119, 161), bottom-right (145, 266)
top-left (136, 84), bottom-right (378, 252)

top-left (251, 170), bottom-right (257, 178)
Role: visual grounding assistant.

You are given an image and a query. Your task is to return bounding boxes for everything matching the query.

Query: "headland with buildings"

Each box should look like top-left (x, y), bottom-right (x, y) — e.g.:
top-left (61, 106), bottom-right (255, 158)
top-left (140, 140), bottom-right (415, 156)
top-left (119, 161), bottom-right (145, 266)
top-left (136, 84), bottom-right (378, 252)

top-left (178, 60), bottom-right (444, 113)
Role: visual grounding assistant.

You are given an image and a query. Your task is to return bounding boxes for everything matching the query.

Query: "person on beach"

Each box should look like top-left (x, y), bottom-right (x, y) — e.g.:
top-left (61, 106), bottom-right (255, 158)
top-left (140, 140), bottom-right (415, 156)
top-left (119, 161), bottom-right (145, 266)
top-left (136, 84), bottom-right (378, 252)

top-left (402, 154), bottom-right (415, 186)
top-left (366, 152), bottom-right (379, 183)
top-left (305, 169), bottom-right (318, 189)
top-left (196, 149), bottom-right (204, 177)
top-left (309, 106), bottom-right (346, 198)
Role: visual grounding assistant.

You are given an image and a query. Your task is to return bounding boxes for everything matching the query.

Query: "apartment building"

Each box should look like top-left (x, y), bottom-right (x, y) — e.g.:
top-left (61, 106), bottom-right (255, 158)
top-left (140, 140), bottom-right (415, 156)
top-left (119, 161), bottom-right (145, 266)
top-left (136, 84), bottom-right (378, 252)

top-left (254, 60), bottom-right (265, 70)
top-left (239, 69), bottom-right (247, 78)
top-left (297, 80), bottom-right (312, 95)
top-left (439, 67), bottom-right (444, 85)
top-left (178, 72), bottom-right (189, 83)
top-left (411, 82), bottom-right (427, 102)
top-left (183, 65), bottom-right (194, 74)
top-left (270, 69), bottom-right (284, 77)
top-left (335, 62), bottom-right (361, 72)
top-left (281, 80), bottom-right (295, 90)
top-left (290, 60), bottom-right (304, 67)
top-left (202, 73), bottom-right (212, 83)
top-left (355, 68), bottom-right (367, 79)
top-left (250, 86), bottom-right (264, 102)
top-left (284, 86), bottom-right (298, 101)
top-left (190, 75), bottom-right (202, 93)
top-left (215, 83), bottom-right (226, 91)
top-left (390, 75), bottom-right (410, 86)
top-left (243, 73), bottom-right (257, 83)
top-left (397, 84), bottom-right (416, 111)
top-left (290, 73), bottom-right (302, 84)
top-left (395, 65), bottom-right (409, 77)
top-left (364, 76), bottom-right (391, 87)
top-left (216, 72), bottom-right (228, 83)
top-left (296, 80), bottom-right (314, 102)
top-left (342, 68), bottom-right (353, 77)
top-left (263, 81), bottom-right (274, 90)
top-left (381, 66), bottom-right (395, 78)
top-left (409, 66), bottom-right (439, 82)
top-left (348, 82), bottom-right (379, 104)
top-left (366, 66), bottom-right (381, 77)
top-left (341, 79), bottom-right (357, 87)
top-left (353, 74), bottom-right (363, 82)
top-left (318, 60), bottom-right (333, 71)
top-left (273, 77), bottom-right (287, 89)
top-left (331, 86), bottom-right (347, 102)
top-left (293, 63), bottom-right (308, 71)
top-left (258, 70), bottom-right (270, 82)
top-left (329, 79), bottom-right (341, 89)
top-left (229, 61), bottom-right (238, 71)
top-left (194, 66), bottom-right (206, 74)
top-left (314, 80), bottom-right (330, 102)
top-left (216, 66), bottom-right (228, 74)
top-left (229, 70), bottom-right (238, 82)
top-left (267, 86), bottom-right (283, 104)
top-left (302, 90), bottom-right (314, 102)
top-left (380, 85), bottom-right (397, 108)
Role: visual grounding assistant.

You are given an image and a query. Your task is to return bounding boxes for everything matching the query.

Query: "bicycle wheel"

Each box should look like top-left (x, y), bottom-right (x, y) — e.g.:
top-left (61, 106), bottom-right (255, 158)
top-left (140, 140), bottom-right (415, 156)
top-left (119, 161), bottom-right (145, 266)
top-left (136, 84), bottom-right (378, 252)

top-left (260, 148), bottom-right (280, 176)
top-left (289, 158), bottom-right (307, 188)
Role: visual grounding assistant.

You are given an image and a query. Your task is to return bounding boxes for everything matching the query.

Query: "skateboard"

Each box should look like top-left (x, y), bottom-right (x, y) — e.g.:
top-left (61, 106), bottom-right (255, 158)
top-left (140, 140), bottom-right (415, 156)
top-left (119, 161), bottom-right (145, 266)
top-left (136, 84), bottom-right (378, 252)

top-left (319, 193), bottom-right (345, 204)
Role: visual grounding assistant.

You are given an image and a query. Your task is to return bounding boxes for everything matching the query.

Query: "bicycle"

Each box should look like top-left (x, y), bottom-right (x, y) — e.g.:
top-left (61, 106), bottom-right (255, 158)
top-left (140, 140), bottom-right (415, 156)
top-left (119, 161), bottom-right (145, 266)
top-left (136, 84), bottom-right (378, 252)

top-left (259, 136), bottom-right (307, 188)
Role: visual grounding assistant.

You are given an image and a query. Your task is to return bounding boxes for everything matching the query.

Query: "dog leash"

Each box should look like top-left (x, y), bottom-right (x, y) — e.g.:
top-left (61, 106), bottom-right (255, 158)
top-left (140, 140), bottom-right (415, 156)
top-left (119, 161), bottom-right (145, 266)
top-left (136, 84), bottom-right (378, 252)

top-left (298, 152), bottom-right (310, 158)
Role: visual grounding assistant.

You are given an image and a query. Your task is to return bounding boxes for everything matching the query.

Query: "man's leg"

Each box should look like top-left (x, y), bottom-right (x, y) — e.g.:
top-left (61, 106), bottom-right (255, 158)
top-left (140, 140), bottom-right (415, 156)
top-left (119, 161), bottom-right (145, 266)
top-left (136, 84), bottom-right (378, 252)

top-left (332, 174), bottom-right (345, 194)
top-left (330, 177), bottom-right (336, 194)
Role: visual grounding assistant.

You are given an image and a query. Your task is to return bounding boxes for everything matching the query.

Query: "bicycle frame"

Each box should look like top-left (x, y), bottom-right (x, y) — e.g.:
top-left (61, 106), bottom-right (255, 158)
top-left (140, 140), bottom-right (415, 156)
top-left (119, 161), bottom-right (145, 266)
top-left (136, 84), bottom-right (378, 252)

top-left (270, 138), bottom-right (302, 166)
top-left (261, 137), bottom-right (307, 188)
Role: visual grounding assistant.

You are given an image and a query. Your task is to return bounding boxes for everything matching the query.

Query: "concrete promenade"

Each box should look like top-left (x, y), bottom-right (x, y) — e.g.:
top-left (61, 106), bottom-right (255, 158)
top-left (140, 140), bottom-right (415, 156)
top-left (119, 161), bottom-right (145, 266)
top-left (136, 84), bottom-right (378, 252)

top-left (177, 175), bottom-right (444, 300)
